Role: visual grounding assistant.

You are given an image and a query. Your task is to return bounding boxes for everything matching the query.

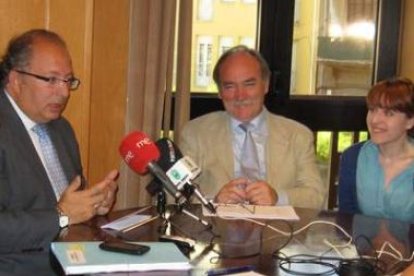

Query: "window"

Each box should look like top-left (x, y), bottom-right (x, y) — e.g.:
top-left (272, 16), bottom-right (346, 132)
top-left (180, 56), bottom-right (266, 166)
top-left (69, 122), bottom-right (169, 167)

top-left (195, 36), bottom-right (213, 87)
top-left (219, 37), bottom-right (234, 56)
top-left (294, 0), bottom-right (300, 24)
top-left (191, 0), bottom-right (258, 93)
top-left (289, 0), bottom-right (379, 96)
top-left (290, 42), bottom-right (297, 93)
top-left (239, 37), bottom-right (255, 48)
top-left (242, 0), bottom-right (257, 4)
top-left (198, 0), bottom-right (213, 21)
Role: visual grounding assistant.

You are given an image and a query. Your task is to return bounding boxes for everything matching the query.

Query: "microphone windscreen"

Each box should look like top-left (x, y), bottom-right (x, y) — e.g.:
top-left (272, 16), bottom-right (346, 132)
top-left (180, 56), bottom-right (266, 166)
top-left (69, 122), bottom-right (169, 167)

top-left (119, 131), bottom-right (160, 174)
top-left (155, 138), bottom-right (183, 170)
top-left (146, 179), bottom-right (162, 196)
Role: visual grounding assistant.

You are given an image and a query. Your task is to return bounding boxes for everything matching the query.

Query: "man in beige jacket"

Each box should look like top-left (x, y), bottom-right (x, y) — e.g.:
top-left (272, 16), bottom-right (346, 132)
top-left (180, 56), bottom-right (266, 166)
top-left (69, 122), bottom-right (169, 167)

top-left (180, 45), bottom-right (325, 209)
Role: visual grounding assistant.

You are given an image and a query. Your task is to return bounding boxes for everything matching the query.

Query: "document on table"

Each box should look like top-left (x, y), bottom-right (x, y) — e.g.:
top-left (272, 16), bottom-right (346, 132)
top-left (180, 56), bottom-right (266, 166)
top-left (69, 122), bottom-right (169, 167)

top-left (51, 241), bottom-right (191, 275)
top-left (203, 204), bottom-right (300, 220)
top-left (100, 206), bottom-right (158, 232)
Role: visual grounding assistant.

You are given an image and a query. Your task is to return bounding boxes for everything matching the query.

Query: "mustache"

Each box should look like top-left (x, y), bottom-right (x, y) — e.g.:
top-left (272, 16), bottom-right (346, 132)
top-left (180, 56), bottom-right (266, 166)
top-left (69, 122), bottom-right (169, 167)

top-left (52, 96), bottom-right (69, 105)
top-left (232, 99), bottom-right (254, 106)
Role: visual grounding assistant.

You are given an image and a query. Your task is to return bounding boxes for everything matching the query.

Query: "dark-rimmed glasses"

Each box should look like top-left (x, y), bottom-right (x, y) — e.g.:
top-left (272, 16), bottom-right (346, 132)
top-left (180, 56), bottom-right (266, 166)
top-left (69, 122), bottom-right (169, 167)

top-left (14, 70), bottom-right (81, 91)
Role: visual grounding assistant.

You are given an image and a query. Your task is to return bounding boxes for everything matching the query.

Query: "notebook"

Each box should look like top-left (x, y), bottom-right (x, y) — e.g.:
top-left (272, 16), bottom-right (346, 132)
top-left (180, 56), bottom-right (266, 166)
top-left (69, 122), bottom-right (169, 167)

top-left (51, 241), bottom-right (191, 275)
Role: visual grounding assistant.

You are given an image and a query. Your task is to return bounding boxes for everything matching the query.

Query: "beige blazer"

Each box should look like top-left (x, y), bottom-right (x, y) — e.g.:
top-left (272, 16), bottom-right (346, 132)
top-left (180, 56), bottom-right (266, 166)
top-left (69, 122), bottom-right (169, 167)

top-left (179, 109), bottom-right (326, 209)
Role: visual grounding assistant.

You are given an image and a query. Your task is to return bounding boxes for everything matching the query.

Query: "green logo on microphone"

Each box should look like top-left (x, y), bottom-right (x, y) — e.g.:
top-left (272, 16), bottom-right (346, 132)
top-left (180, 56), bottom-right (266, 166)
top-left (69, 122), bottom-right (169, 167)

top-left (171, 169), bottom-right (181, 181)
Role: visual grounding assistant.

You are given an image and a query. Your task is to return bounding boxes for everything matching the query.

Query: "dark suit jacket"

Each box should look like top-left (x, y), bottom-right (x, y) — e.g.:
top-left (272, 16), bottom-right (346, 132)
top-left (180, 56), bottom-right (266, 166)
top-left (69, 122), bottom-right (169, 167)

top-left (0, 92), bottom-right (83, 275)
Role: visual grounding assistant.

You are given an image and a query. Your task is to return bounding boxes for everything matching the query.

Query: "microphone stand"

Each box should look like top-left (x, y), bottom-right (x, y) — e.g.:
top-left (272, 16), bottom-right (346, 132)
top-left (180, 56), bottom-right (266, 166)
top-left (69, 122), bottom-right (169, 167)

top-left (154, 190), bottom-right (211, 233)
top-left (182, 183), bottom-right (216, 214)
top-left (155, 190), bottom-right (171, 235)
top-left (172, 201), bottom-right (212, 229)
top-left (156, 190), bottom-right (167, 218)
top-left (180, 208), bottom-right (211, 228)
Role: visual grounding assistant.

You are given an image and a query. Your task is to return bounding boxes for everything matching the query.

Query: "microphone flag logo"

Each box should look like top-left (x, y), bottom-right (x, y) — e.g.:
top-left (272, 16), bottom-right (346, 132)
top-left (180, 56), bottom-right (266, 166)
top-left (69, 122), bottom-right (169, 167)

top-left (171, 169), bottom-right (182, 182)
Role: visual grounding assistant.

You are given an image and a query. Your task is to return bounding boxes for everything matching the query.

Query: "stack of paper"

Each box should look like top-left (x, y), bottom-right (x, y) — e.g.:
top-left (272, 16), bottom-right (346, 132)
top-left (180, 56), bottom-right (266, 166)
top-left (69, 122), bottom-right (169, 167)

top-left (51, 241), bottom-right (191, 275)
top-left (100, 207), bottom-right (158, 232)
top-left (203, 204), bottom-right (300, 220)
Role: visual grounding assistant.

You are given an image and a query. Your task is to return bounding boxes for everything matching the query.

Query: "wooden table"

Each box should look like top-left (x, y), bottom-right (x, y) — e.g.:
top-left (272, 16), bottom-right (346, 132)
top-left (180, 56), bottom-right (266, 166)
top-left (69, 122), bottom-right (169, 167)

top-left (57, 205), bottom-right (413, 275)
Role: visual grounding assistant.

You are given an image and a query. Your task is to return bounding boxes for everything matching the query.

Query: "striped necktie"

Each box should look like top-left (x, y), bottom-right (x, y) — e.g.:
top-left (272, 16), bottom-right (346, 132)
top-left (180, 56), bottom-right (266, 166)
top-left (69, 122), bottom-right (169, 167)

top-left (240, 123), bottom-right (260, 181)
top-left (32, 124), bottom-right (68, 199)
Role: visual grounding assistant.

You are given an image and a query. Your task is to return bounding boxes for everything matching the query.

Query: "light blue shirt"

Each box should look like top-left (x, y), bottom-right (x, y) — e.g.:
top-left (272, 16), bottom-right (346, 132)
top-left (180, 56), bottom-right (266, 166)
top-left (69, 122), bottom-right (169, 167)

top-left (231, 109), bottom-right (268, 180)
top-left (356, 141), bottom-right (414, 222)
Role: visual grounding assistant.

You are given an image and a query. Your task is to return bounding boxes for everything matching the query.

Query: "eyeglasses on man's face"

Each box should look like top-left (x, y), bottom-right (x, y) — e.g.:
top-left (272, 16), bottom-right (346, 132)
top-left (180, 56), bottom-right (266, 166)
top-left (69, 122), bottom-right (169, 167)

top-left (14, 70), bottom-right (81, 91)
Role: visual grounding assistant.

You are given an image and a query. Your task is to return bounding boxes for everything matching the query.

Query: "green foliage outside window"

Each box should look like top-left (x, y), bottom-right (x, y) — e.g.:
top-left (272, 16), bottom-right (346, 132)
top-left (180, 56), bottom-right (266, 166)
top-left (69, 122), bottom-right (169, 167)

top-left (316, 131), bottom-right (368, 162)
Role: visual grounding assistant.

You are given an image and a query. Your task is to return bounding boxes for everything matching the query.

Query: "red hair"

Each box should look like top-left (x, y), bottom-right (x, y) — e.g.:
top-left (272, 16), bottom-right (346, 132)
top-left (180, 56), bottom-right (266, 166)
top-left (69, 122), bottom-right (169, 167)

top-left (367, 77), bottom-right (414, 118)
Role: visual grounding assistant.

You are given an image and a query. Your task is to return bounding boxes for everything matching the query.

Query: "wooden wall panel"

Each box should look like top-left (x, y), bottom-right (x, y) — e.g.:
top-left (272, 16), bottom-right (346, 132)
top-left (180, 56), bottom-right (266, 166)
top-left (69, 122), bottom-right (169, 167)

top-left (400, 0), bottom-right (414, 79)
top-left (0, 0), bottom-right (46, 53)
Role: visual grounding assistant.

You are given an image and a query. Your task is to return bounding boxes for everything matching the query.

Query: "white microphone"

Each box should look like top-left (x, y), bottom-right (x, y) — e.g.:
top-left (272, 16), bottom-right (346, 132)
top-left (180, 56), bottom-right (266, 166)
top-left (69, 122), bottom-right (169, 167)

top-left (166, 156), bottom-right (201, 189)
top-left (156, 138), bottom-right (216, 213)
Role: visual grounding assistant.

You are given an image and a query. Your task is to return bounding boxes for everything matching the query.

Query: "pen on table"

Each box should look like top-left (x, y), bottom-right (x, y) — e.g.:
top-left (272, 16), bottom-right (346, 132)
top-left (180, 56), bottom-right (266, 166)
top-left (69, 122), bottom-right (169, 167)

top-left (118, 205), bottom-right (156, 233)
top-left (206, 265), bottom-right (256, 276)
top-left (181, 208), bottom-right (211, 228)
top-left (134, 205), bottom-right (152, 215)
top-left (121, 215), bottom-right (159, 233)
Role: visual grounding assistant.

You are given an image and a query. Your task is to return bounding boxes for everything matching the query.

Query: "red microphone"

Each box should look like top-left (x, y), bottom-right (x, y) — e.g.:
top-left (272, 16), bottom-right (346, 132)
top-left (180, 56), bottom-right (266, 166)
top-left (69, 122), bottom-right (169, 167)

top-left (119, 131), bottom-right (160, 174)
top-left (119, 131), bottom-right (186, 204)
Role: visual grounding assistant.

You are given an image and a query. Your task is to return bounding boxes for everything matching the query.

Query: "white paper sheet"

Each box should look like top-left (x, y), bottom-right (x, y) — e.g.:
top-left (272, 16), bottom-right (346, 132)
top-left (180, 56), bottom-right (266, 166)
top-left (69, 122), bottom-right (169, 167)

top-left (100, 206), bottom-right (157, 231)
top-left (203, 204), bottom-right (300, 220)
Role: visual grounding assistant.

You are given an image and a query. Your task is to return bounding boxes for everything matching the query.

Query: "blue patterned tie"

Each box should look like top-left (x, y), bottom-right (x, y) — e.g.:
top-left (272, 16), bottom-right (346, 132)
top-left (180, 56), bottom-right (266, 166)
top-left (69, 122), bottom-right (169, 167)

top-left (32, 124), bottom-right (68, 199)
top-left (240, 123), bottom-right (260, 181)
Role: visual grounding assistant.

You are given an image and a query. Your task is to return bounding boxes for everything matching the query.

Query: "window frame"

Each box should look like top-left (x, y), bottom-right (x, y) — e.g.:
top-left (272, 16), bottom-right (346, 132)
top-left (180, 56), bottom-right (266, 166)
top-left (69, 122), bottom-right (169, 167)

top-left (258, 0), bottom-right (402, 131)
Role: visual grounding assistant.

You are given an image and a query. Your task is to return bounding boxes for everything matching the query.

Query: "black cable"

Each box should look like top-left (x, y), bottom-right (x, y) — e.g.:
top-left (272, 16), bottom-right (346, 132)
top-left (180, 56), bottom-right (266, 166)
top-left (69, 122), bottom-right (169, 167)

top-left (274, 251), bottom-right (382, 276)
top-left (337, 259), bottom-right (377, 276)
top-left (354, 234), bottom-right (387, 274)
top-left (275, 252), bottom-right (338, 275)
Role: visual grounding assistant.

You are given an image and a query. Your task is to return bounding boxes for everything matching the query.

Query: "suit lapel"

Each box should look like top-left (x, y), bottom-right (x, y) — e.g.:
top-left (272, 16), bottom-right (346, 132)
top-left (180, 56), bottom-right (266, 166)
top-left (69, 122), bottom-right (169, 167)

top-left (266, 113), bottom-right (289, 182)
top-left (218, 113), bottom-right (235, 179)
top-left (0, 93), bottom-right (56, 199)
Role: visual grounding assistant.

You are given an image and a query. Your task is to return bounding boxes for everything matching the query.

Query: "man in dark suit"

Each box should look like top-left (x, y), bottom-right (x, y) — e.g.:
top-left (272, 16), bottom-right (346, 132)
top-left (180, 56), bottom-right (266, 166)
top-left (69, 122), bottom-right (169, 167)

top-left (0, 29), bottom-right (118, 275)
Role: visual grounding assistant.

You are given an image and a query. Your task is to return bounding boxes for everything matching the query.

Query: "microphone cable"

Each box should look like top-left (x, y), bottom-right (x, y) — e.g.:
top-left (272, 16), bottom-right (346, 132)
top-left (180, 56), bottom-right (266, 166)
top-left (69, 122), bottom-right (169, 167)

top-left (275, 252), bottom-right (379, 276)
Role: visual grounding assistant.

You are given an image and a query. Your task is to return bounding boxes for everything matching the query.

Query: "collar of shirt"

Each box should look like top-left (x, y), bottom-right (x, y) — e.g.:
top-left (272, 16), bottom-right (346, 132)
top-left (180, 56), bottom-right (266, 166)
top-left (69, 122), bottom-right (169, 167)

top-left (4, 89), bottom-right (47, 169)
top-left (4, 90), bottom-right (37, 132)
top-left (230, 108), bottom-right (268, 136)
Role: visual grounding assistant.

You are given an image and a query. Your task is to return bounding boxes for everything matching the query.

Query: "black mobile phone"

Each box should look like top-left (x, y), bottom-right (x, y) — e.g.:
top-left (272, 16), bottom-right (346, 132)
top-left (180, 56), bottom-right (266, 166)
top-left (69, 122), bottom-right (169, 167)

top-left (99, 241), bottom-right (150, 255)
top-left (159, 234), bottom-right (196, 249)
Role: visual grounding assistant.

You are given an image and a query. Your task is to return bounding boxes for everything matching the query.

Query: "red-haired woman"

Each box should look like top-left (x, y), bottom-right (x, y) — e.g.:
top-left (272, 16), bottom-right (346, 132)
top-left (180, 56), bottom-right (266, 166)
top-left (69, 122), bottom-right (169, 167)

top-left (338, 77), bottom-right (414, 222)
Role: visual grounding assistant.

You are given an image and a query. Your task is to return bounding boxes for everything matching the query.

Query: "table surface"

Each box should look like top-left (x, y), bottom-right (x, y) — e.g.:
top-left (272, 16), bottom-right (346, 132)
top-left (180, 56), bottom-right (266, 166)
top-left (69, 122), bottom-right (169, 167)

top-left (58, 205), bottom-right (414, 275)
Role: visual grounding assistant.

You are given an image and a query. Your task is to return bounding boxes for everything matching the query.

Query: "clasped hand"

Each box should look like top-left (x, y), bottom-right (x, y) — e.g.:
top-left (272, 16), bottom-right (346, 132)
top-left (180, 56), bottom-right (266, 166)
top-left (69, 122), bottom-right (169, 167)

top-left (215, 177), bottom-right (278, 205)
top-left (58, 169), bottom-right (119, 225)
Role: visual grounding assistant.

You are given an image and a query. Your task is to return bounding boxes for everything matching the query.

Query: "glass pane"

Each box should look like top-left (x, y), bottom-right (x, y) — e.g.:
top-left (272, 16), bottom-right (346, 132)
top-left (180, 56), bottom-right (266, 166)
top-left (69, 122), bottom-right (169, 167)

top-left (191, 0), bottom-right (258, 93)
top-left (291, 0), bottom-right (378, 96)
